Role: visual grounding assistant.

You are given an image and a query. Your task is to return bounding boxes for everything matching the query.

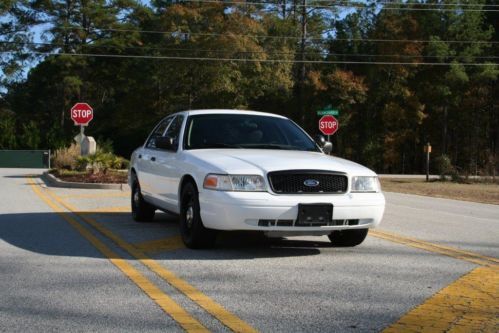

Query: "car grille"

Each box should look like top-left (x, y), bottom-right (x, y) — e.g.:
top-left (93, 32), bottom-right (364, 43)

top-left (268, 171), bottom-right (348, 194)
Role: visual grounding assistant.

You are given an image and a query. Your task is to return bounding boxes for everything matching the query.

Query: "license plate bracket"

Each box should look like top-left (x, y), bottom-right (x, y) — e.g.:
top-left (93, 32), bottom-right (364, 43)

top-left (297, 203), bottom-right (333, 225)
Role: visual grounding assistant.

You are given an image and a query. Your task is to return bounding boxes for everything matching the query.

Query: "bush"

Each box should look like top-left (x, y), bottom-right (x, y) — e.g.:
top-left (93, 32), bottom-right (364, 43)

top-left (52, 143), bottom-right (80, 170)
top-left (97, 138), bottom-right (114, 154)
top-left (53, 141), bottom-right (129, 173)
top-left (76, 151), bottom-right (129, 174)
top-left (435, 154), bottom-right (461, 181)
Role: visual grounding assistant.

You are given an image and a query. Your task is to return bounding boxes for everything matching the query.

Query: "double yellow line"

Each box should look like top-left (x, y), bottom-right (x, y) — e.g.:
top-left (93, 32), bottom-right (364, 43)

top-left (29, 178), bottom-right (257, 333)
top-left (370, 230), bottom-right (499, 267)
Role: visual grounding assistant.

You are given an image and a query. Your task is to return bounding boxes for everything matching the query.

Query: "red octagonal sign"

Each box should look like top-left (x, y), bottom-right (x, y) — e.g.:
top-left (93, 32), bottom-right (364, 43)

top-left (70, 102), bottom-right (93, 126)
top-left (319, 115), bottom-right (339, 136)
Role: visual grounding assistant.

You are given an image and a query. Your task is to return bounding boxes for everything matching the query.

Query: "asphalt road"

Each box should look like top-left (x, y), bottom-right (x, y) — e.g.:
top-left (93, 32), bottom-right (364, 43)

top-left (0, 168), bottom-right (497, 332)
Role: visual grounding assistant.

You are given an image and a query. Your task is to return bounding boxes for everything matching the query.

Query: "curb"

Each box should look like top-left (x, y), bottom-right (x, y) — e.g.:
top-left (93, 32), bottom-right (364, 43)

top-left (42, 171), bottom-right (130, 191)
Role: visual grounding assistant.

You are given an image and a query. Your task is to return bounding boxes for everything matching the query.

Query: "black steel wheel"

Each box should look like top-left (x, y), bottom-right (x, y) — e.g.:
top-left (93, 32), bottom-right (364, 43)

top-left (131, 174), bottom-right (156, 222)
top-left (179, 181), bottom-right (217, 249)
top-left (328, 228), bottom-right (368, 247)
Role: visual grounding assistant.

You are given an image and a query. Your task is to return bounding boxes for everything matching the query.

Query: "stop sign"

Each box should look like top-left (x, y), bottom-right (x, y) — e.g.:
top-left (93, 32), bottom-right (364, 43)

top-left (70, 103), bottom-right (93, 126)
top-left (319, 115), bottom-right (339, 136)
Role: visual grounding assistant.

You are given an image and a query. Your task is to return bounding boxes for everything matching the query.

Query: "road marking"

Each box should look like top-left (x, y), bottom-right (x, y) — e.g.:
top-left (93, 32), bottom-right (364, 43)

top-left (28, 178), bottom-right (209, 333)
top-left (383, 265), bottom-right (499, 333)
top-left (59, 192), bottom-right (130, 199)
top-left (371, 230), bottom-right (499, 267)
top-left (89, 205), bottom-right (131, 213)
top-left (43, 185), bottom-right (259, 333)
top-left (134, 235), bottom-right (185, 253)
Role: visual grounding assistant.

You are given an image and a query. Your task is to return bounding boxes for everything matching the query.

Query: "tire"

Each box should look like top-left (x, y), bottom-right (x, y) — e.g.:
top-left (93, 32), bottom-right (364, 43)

top-left (179, 181), bottom-right (217, 249)
top-left (131, 174), bottom-right (156, 222)
top-left (328, 228), bottom-right (368, 247)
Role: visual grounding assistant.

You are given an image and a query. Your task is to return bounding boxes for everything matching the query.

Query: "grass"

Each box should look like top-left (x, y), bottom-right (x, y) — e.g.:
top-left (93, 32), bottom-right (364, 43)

top-left (380, 178), bottom-right (499, 205)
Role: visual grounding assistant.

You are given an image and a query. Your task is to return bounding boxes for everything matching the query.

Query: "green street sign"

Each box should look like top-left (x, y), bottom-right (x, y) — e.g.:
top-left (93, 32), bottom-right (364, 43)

top-left (316, 109), bottom-right (339, 116)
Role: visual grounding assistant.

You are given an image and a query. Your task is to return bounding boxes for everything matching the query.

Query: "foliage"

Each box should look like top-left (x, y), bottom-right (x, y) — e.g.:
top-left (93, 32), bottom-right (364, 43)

top-left (0, 1), bottom-right (497, 175)
top-left (77, 151), bottom-right (129, 174)
top-left (0, 109), bottom-right (17, 149)
top-left (52, 142), bottom-right (129, 173)
top-left (52, 143), bottom-right (81, 170)
top-left (435, 155), bottom-right (461, 181)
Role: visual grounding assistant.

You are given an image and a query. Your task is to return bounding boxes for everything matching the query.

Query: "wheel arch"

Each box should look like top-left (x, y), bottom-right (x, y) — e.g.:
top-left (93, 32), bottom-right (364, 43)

top-left (129, 167), bottom-right (138, 187)
top-left (178, 174), bottom-right (199, 209)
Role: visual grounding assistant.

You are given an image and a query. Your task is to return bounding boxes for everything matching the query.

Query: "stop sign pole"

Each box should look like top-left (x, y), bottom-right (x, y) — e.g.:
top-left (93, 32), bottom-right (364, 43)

top-left (70, 103), bottom-right (93, 151)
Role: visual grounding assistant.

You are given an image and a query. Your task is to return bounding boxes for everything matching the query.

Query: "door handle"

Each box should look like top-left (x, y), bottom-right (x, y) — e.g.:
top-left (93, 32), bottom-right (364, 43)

top-left (151, 157), bottom-right (156, 162)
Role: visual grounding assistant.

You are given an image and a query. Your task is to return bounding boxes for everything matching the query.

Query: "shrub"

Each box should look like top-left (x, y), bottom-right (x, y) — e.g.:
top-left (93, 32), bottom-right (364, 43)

top-left (435, 154), bottom-right (461, 181)
top-left (76, 151), bottom-right (129, 174)
top-left (97, 138), bottom-right (114, 154)
top-left (111, 156), bottom-right (129, 170)
top-left (52, 143), bottom-right (80, 170)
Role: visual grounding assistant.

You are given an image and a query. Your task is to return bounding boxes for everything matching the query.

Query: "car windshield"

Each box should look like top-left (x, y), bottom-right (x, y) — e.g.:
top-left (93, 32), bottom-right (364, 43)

top-left (184, 114), bottom-right (320, 152)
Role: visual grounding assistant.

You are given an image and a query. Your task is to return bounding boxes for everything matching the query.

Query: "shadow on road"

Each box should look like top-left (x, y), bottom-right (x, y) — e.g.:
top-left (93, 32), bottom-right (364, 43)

top-left (0, 210), bottom-right (329, 260)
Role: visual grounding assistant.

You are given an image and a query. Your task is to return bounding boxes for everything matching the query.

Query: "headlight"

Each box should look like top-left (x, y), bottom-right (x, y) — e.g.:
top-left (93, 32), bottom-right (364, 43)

top-left (203, 174), bottom-right (266, 191)
top-left (351, 176), bottom-right (380, 192)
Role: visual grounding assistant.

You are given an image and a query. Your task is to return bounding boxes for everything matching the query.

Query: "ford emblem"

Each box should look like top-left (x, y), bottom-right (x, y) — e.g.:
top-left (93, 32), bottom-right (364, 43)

top-left (304, 179), bottom-right (320, 187)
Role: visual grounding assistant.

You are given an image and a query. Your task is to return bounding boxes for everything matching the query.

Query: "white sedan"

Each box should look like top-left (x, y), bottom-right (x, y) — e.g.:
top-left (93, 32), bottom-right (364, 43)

top-left (129, 109), bottom-right (385, 248)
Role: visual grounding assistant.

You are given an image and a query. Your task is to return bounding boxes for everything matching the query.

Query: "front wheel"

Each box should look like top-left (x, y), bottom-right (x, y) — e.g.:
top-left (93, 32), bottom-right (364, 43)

top-left (328, 229), bottom-right (368, 247)
top-left (180, 182), bottom-right (217, 249)
top-left (131, 175), bottom-right (156, 222)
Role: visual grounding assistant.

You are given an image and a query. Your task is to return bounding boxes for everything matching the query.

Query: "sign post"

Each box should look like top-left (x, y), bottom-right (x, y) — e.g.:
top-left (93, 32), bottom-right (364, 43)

top-left (70, 103), bottom-right (94, 155)
top-left (424, 142), bottom-right (432, 182)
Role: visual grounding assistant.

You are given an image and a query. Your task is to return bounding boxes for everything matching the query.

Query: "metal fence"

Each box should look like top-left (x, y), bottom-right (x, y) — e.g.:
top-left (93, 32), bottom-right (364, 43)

top-left (0, 150), bottom-right (50, 168)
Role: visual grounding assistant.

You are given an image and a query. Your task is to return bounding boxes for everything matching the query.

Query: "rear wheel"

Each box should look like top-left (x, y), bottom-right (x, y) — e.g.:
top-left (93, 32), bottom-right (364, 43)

top-left (131, 174), bottom-right (156, 222)
top-left (328, 229), bottom-right (368, 247)
top-left (180, 181), bottom-right (217, 249)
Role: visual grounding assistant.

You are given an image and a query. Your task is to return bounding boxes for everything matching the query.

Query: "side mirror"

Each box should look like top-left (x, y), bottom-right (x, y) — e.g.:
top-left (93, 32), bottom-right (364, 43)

top-left (155, 136), bottom-right (175, 151)
top-left (322, 142), bottom-right (333, 155)
top-left (315, 135), bottom-right (332, 155)
top-left (315, 135), bottom-right (326, 146)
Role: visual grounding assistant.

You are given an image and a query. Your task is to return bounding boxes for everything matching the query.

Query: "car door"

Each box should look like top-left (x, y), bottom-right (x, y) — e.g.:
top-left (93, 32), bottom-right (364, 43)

top-left (151, 115), bottom-right (185, 212)
top-left (137, 116), bottom-right (174, 198)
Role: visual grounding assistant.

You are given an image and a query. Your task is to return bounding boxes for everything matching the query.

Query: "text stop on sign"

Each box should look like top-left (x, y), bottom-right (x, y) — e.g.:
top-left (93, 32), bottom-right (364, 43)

top-left (70, 103), bottom-right (93, 126)
top-left (319, 115), bottom-right (339, 136)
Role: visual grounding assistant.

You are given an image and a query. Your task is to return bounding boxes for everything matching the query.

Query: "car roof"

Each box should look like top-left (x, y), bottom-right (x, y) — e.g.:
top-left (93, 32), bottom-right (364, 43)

top-left (178, 109), bottom-right (288, 119)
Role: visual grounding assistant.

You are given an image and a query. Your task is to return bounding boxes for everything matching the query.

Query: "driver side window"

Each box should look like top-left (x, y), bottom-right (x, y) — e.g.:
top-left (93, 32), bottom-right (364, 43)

top-left (165, 115), bottom-right (184, 151)
top-left (146, 117), bottom-right (173, 149)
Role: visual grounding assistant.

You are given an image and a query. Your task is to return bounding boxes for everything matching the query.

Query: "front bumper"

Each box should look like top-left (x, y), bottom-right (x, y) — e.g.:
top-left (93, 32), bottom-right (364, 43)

top-left (198, 190), bottom-right (385, 234)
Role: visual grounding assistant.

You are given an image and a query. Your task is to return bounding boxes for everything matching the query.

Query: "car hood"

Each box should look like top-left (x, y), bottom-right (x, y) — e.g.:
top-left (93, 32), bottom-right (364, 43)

top-left (184, 149), bottom-right (376, 176)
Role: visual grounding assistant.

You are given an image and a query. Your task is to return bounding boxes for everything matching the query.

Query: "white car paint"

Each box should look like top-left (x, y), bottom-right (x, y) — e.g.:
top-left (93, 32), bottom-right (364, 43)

top-left (129, 109), bottom-right (385, 236)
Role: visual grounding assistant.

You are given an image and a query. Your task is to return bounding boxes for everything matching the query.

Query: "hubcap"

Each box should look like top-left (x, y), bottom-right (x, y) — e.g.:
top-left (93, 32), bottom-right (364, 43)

top-left (185, 205), bottom-right (194, 229)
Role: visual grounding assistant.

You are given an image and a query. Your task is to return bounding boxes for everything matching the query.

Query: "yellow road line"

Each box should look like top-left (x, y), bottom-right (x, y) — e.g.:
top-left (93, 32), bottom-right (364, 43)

top-left (383, 265), bottom-right (499, 333)
top-left (29, 178), bottom-right (208, 333)
top-left (59, 192), bottom-right (130, 199)
top-left (134, 235), bottom-right (185, 253)
top-left (43, 186), bottom-right (258, 333)
top-left (89, 206), bottom-right (131, 213)
top-left (371, 230), bottom-right (499, 267)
